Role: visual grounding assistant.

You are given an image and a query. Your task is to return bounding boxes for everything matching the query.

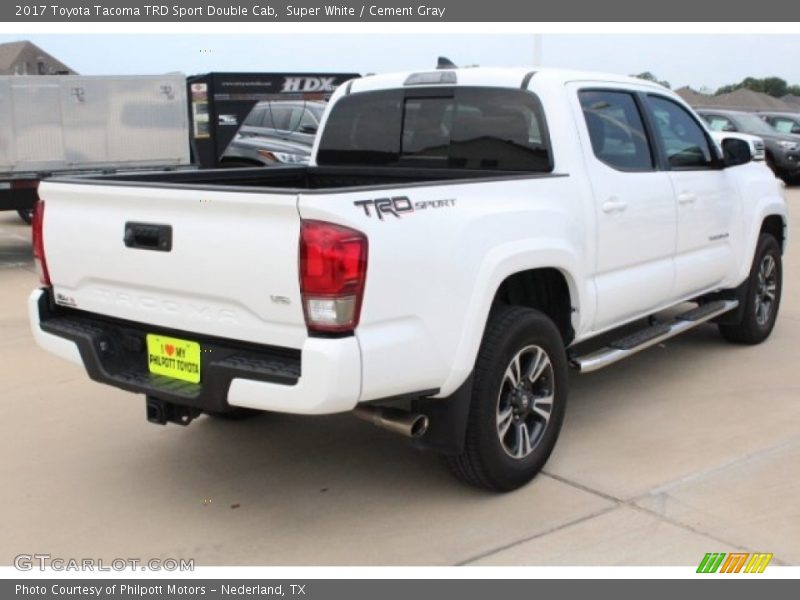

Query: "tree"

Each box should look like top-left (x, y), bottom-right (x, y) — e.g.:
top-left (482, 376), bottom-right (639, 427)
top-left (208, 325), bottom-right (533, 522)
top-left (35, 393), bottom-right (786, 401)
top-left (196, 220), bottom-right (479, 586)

top-left (715, 76), bottom-right (793, 98)
top-left (631, 71), bottom-right (671, 89)
top-left (715, 83), bottom-right (741, 95)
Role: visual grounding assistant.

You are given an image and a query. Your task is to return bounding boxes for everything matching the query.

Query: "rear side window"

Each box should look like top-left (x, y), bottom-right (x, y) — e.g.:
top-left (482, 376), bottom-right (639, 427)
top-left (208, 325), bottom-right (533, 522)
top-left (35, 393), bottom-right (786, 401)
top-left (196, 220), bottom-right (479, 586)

top-left (579, 90), bottom-right (654, 171)
top-left (316, 87), bottom-right (552, 171)
top-left (646, 96), bottom-right (714, 169)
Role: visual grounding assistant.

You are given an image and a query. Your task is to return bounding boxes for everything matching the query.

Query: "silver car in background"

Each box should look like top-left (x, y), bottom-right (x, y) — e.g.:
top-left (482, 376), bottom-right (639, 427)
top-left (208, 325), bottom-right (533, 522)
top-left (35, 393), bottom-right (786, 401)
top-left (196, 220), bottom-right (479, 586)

top-left (220, 100), bottom-right (326, 167)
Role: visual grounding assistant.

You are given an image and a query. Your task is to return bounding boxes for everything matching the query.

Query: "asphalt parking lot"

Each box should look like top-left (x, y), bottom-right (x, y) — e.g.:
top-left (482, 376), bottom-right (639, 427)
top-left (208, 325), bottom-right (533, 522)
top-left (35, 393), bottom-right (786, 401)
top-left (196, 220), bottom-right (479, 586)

top-left (1, 191), bottom-right (798, 568)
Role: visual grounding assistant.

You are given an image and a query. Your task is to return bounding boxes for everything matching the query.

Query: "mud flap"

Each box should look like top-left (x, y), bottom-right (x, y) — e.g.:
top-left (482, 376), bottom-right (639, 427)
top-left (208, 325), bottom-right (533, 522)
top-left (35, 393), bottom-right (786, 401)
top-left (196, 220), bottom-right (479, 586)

top-left (411, 374), bottom-right (473, 456)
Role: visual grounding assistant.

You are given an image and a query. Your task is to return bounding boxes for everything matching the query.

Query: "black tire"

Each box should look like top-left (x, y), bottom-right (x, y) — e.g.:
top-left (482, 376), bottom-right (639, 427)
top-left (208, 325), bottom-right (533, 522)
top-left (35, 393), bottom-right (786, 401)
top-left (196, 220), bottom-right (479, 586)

top-left (17, 208), bottom-right (33, 225)
top-left (765, 153), bottom-right (779, 179)
top-left (447, 305), bottom-right (568, 492)
top-left (205, 407), bottom-right (262, 420)
top-left (719, 233), bottom-right (782, 344)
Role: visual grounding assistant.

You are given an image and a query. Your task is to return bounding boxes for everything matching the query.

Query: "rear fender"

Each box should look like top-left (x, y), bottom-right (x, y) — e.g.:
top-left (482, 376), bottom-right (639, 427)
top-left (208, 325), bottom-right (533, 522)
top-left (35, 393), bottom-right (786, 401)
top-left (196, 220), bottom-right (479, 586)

top-left (437, 240), bottom-right (585, 397)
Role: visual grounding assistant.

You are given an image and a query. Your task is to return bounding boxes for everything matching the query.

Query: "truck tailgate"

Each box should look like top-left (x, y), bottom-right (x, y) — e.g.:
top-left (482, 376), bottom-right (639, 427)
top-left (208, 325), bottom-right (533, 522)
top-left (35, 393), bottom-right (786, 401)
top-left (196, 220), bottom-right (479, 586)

top-left (39, 181), bottom-right (307, 350)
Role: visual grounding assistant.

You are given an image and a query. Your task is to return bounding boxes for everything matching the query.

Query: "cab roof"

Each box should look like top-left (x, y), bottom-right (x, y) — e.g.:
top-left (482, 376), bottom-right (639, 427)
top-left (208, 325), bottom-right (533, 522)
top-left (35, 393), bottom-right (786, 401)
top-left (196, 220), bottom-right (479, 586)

top-left (347, 67), bottom-right (667, 94)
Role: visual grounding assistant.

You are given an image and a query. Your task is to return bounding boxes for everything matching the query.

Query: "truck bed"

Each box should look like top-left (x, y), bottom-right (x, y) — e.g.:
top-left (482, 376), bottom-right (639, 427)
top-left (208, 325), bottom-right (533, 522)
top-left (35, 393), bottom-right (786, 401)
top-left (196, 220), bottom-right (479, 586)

top-left (53, 165), bottom-right (562, 193)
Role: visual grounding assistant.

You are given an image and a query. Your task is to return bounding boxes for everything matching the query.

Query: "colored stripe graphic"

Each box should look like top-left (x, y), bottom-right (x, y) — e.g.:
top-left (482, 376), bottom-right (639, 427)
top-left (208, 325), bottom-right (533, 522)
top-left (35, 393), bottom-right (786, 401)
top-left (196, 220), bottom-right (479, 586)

top-left (720, 553), bottom-right (749, 573)
top-left (697, 552), bottom-right (773, 573)
top-left (697, 553), bottom-right (726, 573)
top-left (744, 553), bottom-right (773, 573)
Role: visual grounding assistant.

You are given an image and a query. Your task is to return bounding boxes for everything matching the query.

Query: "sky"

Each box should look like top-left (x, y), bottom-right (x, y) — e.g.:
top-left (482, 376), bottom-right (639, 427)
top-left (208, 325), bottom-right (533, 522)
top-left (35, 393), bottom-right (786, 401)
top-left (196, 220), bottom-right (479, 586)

top-left (2, 34), bottom-right (798, 91)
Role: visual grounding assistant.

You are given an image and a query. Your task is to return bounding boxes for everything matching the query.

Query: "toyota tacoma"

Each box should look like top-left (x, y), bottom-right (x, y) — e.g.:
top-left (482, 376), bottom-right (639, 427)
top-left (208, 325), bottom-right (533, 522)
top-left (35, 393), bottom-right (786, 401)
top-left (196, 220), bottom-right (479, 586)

top-left (29, 68), bottom-right (787, 491)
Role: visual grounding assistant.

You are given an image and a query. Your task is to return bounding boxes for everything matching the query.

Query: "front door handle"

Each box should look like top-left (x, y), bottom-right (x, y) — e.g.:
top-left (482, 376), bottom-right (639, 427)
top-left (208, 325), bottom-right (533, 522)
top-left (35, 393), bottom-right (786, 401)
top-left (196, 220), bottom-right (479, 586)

top-left (677, 192), bottom-right (697, 205)
top-left (601, 198), bottom-right (628, 213)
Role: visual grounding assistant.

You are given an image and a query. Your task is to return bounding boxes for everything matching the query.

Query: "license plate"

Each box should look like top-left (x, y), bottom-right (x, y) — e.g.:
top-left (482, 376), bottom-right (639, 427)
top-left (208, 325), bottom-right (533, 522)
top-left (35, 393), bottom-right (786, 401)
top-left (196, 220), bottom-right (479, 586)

top-left (146, 334), bottom-right (201, 384)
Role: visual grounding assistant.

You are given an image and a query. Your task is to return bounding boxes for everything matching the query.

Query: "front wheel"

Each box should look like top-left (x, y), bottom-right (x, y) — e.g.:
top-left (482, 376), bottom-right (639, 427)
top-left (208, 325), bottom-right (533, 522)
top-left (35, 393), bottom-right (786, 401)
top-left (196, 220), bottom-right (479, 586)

top-left (719, 233), bottom-right (782, 344)
top-left (447, 306), bottom-right (568, 492)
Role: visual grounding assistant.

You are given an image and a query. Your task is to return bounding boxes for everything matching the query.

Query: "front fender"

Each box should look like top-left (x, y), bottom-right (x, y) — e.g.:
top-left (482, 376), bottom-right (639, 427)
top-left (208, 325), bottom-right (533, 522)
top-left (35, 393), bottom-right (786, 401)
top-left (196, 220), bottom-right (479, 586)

top-left (733, 188), bottom-right (787, 286)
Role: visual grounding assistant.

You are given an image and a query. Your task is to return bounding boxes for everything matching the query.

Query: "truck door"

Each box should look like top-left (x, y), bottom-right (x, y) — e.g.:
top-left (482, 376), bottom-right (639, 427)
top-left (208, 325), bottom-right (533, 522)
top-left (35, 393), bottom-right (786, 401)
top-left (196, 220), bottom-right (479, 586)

top-left (572, 87), bottom-right (678, 331)
top-left (642, 95), bottom-right (739, 298)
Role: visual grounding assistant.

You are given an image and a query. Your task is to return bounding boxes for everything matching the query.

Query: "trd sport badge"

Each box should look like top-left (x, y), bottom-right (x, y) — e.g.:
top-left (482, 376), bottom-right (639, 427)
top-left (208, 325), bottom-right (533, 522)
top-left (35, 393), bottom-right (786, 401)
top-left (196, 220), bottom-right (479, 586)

top-left (354, 196), bottom-right (456, 220)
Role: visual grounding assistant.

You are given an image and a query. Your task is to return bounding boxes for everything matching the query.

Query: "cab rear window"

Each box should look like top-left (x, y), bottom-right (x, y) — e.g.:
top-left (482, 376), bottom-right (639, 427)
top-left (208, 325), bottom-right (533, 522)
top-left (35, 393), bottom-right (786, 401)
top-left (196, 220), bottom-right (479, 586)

top-left (316, 87), bottom-right (553, 172)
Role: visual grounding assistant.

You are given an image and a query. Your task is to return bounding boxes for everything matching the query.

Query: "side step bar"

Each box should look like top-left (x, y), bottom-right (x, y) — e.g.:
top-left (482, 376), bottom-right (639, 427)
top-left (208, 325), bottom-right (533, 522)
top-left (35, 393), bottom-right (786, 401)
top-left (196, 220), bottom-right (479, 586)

top-left (570, 299), bottom-right (739, 373)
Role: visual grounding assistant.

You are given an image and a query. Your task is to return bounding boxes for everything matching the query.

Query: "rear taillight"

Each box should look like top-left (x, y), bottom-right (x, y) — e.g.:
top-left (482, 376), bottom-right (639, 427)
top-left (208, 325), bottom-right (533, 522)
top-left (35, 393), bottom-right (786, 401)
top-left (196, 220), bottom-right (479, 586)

top-left (299, 220), bottom-right (368, 333)
top-left (32, 200), bottom-right (51, 287)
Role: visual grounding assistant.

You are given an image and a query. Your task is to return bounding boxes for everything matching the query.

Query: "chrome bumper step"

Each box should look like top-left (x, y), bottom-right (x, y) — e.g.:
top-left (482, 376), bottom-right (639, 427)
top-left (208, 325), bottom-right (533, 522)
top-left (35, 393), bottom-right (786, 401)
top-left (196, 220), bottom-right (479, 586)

top-left (570, 299), bottom-right (739, 373)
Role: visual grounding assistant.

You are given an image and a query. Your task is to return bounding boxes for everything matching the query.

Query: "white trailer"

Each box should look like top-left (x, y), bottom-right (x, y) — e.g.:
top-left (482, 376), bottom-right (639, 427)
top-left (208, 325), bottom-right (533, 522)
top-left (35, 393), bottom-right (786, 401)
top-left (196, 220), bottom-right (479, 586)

top-left (0, 73), bottom-right (191, 222)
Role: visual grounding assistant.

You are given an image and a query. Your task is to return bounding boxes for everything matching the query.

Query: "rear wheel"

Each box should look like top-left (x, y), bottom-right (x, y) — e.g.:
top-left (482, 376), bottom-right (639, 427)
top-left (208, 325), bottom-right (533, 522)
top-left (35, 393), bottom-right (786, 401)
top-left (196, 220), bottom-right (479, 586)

top-left (719, 233), bottom-right (782, 344)
top-left (447, 306), bottom-right (568, 492)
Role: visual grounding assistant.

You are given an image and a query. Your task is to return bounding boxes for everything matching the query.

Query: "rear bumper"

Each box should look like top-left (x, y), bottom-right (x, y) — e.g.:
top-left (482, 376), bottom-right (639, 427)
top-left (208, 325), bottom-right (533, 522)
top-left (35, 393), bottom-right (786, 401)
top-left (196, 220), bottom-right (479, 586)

top-left (28, 289), bottom-right (361, 415)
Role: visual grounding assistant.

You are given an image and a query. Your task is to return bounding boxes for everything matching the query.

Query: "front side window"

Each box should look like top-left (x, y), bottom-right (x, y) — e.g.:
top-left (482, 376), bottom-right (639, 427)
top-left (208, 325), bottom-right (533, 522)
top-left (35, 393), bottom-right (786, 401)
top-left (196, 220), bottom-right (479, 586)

top-left (704, 115), bottom-right (736, 132)
top-left (771, 117), bottom-right (800, 135)
top-left (578, 90), bottom-right (653, 171)
top-left (268, 104), bottom-right (295, 131)
top-left (730, 112), bottom-right (776, 136)
top-left (243, 105), bottom-right (267, 127)
top-left (647, 96), bottom-right (714, 169)
top-left (296, 108), bottom-right (320, 133)
top-left (317, 87), bottom-right (551, 171)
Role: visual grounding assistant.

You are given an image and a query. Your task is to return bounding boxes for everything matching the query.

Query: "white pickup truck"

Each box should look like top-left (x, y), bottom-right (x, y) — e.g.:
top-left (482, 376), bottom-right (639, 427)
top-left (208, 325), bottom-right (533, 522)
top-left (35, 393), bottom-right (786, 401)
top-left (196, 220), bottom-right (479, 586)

top-left (30, 68), bottom-right (787, 491)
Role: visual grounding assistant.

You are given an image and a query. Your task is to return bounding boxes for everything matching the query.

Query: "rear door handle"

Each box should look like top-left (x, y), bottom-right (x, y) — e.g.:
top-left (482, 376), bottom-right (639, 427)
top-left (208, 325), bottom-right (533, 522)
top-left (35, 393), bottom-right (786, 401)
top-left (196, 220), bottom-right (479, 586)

top-left (677, 192), bottom-right (697, 205)
top-left (601, 198), bottom-right (628, 213)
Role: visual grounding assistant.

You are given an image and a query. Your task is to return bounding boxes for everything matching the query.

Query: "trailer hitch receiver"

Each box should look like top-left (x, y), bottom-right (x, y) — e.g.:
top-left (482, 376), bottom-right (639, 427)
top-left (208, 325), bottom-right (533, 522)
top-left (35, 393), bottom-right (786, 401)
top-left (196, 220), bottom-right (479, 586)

top-left (146, 396), bottom-right (201, 426)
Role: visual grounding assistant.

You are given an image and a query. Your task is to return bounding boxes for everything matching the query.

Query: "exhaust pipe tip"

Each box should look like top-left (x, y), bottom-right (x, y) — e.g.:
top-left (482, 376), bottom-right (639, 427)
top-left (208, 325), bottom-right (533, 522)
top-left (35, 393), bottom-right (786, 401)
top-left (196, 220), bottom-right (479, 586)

top-left (354, 405), bottom-right (429, 439)
top-left (408, 414), bottom-right (429, 438)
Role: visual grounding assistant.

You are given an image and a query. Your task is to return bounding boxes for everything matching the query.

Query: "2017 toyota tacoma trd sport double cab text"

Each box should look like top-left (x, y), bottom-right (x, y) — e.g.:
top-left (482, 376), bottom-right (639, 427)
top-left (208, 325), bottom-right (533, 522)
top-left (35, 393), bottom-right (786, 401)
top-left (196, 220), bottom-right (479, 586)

top-left (29, 68), bottom-right (787, 491)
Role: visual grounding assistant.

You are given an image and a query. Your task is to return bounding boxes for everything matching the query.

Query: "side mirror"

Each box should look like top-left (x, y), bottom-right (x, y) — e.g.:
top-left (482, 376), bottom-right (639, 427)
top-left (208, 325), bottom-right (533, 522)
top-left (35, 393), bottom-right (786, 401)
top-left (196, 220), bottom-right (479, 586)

top-left (722, 138), bottom-right (752, 167)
